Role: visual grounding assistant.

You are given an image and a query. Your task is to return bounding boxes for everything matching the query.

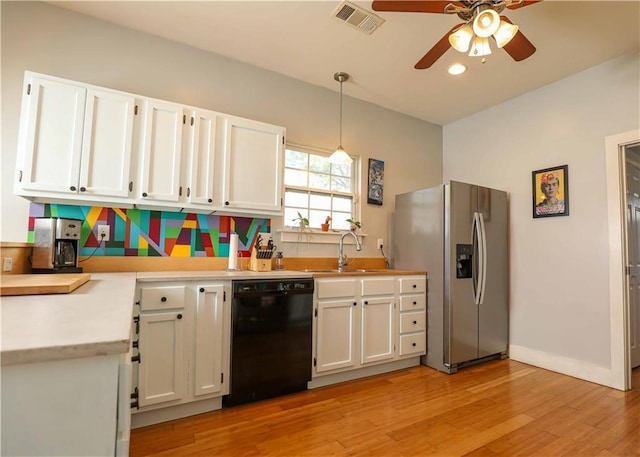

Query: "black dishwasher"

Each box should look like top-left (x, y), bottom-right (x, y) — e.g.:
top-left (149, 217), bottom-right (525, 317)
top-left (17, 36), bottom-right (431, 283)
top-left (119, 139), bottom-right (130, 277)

top-left (224, 278), bottom-right (314, 407)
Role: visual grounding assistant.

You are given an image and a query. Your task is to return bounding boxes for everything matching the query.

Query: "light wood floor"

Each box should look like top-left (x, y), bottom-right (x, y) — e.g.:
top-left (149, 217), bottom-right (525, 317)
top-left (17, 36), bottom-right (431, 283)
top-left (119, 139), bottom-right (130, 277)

top-left (130, 360), bottom-right (640, 456)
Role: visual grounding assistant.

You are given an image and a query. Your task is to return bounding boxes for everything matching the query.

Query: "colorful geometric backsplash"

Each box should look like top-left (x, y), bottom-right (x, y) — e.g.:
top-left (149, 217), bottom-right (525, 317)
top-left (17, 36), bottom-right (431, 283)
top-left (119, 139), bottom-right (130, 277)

top-left (28, 203), bottom-right (270, 258)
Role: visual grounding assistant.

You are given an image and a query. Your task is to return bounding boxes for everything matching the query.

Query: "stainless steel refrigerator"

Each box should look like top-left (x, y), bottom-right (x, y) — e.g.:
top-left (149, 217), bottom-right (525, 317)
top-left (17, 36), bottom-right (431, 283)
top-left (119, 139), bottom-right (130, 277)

top-left (393, 181), bottom-right (508, 373)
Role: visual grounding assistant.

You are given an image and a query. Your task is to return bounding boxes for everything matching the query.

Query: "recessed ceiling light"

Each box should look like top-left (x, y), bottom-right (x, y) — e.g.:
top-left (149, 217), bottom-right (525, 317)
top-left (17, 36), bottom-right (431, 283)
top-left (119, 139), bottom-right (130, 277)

top-left (448, 63), bottom-right (467, 75)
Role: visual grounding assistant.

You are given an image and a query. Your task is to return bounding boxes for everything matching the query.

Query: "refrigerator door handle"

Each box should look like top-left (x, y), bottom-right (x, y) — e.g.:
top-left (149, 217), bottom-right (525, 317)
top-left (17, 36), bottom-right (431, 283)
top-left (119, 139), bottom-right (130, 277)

top-left (472, 212), bottom-right (482, 305)
top-left (478, 212), bottom-right (488, 305)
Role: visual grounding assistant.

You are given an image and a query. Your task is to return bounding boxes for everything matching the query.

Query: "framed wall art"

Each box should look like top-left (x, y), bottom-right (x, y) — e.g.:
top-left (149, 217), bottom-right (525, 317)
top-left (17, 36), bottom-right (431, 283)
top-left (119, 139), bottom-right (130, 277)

top-left (532, 164), bottom-right (569, 218)
top-left (367, 158), bottom-right (384, 206)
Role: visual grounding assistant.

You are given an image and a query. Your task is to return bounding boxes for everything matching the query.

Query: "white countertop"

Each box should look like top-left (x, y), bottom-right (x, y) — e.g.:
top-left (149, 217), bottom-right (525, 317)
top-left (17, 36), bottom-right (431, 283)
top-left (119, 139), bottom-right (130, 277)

top-left (1, 272), bottom-right (137, 366)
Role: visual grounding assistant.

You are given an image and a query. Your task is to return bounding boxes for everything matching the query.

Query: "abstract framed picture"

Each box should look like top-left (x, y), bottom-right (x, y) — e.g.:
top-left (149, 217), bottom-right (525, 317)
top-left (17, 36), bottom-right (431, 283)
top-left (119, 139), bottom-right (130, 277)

top-left (367, 158), bottom-right (384, 206)
top-left (532, 164), bottom-right (569, 218)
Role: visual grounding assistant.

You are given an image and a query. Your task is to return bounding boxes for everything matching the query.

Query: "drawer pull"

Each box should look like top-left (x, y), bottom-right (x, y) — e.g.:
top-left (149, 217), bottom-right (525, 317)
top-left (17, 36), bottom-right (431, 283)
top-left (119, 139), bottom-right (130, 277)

top-left (413, 301), bottom-right (417, 305)
top-left (177, 313), bottom-right (183, 320)
top-left (353, 302), bottom-right (357, 306)
top-left (364, 301), bottom-right (368, 305)
top-left (161, 296), bottom-right (167, 302)
top-left (413, 320), bottom-right (417, 324)
top-left (412, 284), bottom-right (417, 288)
top-left (412, 342), bottom-right (417, 347)
top-left (200, 287), bottom-right (205, 293)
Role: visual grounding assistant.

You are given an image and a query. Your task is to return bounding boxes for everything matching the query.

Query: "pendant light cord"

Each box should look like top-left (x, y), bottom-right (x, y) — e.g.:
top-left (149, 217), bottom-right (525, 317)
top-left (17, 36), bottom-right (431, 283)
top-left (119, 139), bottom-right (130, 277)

top-left (339, 78), bottom-right (343, 148)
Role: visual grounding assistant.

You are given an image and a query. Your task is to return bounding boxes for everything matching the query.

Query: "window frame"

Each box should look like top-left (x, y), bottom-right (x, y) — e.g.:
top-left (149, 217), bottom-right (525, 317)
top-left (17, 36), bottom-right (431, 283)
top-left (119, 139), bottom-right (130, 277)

top-left (282, 143), bottom-right (361, 232)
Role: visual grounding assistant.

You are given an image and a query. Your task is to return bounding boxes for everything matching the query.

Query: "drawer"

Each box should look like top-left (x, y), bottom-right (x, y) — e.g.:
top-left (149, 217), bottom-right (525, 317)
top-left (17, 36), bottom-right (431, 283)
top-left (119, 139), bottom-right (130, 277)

top-left (400, 311), bottom-right (426, 333)
top-left (399, 276), bottom-right (426, 294)
top-left (317, 279), bottom-right (358, 299)
top-left (399, 294), bottom-right (426, 311)
top-left (140, 285), bottom-right (186, 311)
top-left (361, 277), bottom-right (394, 296)
top-left (399, 333), bottom-right (426, 356)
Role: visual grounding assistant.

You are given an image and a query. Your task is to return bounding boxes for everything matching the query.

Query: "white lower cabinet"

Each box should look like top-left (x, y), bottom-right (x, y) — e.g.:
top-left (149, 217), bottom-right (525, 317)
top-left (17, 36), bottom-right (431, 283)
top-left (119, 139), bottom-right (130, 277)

top-left (313, 274), bottom-right (426, 379)
top-left (132, 281), bottom-right (229, 425)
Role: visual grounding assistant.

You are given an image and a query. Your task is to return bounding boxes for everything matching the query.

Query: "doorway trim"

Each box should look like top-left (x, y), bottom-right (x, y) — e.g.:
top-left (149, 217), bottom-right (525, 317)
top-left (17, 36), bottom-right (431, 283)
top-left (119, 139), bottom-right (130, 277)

top-left (605, 128), bottom-right (640, 391)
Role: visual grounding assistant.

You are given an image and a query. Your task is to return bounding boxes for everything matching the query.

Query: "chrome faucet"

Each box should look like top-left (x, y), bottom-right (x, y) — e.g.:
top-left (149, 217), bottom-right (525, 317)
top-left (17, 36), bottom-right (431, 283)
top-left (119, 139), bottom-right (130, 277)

top-left (338, 231), bottom-right (362, 272)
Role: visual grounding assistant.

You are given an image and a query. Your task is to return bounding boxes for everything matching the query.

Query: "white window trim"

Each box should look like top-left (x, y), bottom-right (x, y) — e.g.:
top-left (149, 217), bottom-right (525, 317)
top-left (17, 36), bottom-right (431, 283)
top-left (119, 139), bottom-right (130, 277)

top-left (280, 143), bottom-right (362, 244)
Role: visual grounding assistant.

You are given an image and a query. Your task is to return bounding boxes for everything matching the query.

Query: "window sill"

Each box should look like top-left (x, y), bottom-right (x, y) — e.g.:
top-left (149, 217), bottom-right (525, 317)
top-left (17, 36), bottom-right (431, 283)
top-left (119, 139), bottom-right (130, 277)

top-left (277, 228), bottom-right (366, 245)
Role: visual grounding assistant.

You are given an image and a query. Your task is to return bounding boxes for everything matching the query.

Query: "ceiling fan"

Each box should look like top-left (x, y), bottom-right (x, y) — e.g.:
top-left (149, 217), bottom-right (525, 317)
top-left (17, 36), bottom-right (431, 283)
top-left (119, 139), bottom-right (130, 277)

top-left (371, 0), bottom-right (541, 69)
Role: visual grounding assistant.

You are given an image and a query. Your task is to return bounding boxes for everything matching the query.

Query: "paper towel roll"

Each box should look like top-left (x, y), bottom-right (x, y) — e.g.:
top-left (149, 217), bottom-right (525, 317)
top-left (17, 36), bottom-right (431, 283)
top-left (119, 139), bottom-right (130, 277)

top-left (228, 233), bottom-right (239, 270)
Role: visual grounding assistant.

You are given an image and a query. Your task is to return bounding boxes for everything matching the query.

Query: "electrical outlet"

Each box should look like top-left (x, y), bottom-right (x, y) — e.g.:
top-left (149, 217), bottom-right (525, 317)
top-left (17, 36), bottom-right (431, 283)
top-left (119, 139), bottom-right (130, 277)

top-left (97, 225), bottom-right (110, 242)
top-left (377, 238), bottom-right (384, 249)
top-left (3, 257), bottom-right (13, 272)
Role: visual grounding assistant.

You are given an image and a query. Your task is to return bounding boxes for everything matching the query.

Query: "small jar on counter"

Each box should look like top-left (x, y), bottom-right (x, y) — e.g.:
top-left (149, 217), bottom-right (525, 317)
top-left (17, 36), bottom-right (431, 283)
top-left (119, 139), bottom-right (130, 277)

top-left (275, 252), bottom-right (284, 270)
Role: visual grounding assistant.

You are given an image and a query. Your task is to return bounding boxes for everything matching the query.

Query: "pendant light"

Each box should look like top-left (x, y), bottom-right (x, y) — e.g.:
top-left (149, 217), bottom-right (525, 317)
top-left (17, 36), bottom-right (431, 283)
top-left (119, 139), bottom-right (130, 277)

top-left (329, 72), bottom-right (353, 164)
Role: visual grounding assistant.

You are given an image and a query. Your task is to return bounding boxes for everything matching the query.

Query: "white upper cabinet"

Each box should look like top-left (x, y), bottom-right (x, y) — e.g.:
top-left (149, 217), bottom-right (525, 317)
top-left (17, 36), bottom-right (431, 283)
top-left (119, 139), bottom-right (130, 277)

top-left (218, 116), bottom-right (284, 216)
top-left (80, 89), bottom-right (136, 198)
top-left (14, 71), bottom-right (286, 217)
top-left (182, 108), bottom-right (219, 209)
top-left (138, 99), bottom-right (183, 204)
top-left (15, 73), bottom-right (136, 202)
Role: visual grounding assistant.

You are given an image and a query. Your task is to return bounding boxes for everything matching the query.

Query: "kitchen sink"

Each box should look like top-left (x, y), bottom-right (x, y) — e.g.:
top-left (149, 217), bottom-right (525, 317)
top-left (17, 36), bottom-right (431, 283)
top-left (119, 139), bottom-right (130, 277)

top-left (302, 269), bottom-right (386, 273)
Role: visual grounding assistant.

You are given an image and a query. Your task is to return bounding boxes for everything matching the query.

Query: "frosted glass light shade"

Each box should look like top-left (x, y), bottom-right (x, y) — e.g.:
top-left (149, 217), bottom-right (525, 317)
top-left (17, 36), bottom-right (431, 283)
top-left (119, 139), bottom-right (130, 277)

top-left (329, 146), bottom-right (353, 164)
top-left (449, 24), bottom-right (473, 52)
top-left (473, 8), bottom-right (500, 38)
top-left (469, 36), bottom-right (492, 57)
top-left (494, 20), bottom-right (519, 48)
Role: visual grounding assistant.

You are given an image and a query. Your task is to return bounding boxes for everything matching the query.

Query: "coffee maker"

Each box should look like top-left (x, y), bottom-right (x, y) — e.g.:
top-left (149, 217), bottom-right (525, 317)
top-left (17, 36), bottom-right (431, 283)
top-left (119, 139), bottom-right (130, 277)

top-left (32, 217), bottom-right (83, 274)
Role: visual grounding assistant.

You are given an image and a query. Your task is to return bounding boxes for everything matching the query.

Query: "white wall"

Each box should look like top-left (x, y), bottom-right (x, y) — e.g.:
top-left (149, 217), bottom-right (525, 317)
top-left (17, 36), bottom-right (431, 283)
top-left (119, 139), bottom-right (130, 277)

top-left (0, 1), bottom-right (442, 258)
top-left (443, 52), bottom-right (640, 385)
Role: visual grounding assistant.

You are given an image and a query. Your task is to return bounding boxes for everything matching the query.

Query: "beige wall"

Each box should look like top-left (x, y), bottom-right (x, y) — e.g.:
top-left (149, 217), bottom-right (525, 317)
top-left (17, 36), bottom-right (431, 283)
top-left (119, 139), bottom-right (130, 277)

top-left (0, 1), bottom-right (443, 260)
top-left (444, 52), bottom-right (640, 386)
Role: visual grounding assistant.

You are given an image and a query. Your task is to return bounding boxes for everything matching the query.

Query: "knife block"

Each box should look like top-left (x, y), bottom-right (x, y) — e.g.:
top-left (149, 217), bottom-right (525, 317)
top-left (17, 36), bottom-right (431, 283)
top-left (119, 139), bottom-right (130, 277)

top-left (248, 248), bottom-right (272, 272)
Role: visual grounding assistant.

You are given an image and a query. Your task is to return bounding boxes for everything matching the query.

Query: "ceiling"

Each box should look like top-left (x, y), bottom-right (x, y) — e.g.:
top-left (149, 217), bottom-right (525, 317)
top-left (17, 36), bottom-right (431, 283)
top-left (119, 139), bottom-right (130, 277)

top-left (49, 0), bottom-right (640, 125)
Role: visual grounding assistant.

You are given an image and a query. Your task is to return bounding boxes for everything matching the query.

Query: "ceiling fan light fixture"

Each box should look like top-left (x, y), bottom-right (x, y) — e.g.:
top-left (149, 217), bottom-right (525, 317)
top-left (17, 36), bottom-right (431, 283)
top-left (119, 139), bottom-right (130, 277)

top-left (448, 23), bottom-right (473, 53)
top-left (469, 36), bottom-right (492, 57)
top-left (472, 7), bottom-right (500, 38)
top-left (493, 20), bottom-right (519, 48)
top-left (330, 72), bottom-right (353, 165)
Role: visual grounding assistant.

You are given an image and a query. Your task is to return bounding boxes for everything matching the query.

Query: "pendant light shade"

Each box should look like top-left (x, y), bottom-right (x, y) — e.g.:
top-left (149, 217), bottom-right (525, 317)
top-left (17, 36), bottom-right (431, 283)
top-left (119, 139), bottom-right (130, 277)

top-left (329, 72), bottom-right (353, 164)
top-left (469, 36), bottom-right (492, 57)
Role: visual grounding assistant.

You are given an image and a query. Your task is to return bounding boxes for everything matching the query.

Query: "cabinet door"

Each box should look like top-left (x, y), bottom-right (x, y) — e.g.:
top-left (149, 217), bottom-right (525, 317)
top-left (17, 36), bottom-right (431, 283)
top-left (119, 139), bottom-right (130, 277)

top-left (139, 100), bottom-right (183, 203)
top-left (315, 299), bottom-right (357, 373)
top-left (79, 89), bottom-right (136, 198)
top-left (193, 284), bottom-right (225, 397)
top-left (221, 116), bottom-right (284, 215)
top-left (185, 109), bottom-right (217, 207)
top-left (361, 297), bottom-right (395, 364)
top-left (138, 311), bottom-right (185, 407)
top-left (16, 76), bottom-right (86, 195)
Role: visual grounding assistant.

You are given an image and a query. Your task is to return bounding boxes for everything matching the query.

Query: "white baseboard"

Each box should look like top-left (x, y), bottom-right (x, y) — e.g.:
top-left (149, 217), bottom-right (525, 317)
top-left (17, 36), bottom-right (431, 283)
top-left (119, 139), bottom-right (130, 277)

top-left (509, 344), bottom-right (623, 390)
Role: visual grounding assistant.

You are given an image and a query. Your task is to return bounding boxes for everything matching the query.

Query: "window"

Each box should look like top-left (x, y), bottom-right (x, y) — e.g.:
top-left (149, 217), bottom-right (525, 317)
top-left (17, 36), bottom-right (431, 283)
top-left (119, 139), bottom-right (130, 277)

top-left (283, 145), bottom-right (359, 230)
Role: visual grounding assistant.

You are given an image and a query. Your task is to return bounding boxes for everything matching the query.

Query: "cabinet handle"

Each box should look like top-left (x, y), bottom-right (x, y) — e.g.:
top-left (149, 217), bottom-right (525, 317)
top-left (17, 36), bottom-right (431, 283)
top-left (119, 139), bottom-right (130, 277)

top-left (200, 287), bottom-right (205, 293)
top-left (161, 296), bottom-right (167, 302)
top-left (177, 313), bottom-right (183, 320)
top-left (413, 284), bottom-right (417, 288)
top-left (208, 198), bottom-right (213, 203)
top-left (133, 316), bottom-right (140, 334)
top-left (79, 186), bottom-right (86, 192)
top-left (142, 192), bottom-right (148, 197)
top-left (131, 387), bottom-right (139, 410)
top-left (179, 186), bottom-right (182, 197)
top-left (364, 301), bottom-right (368, 305)
top-left (353, 302), bottom-right (357, 306)
top-left (129, 181), bottom-right (133, 192)
top-left (70, 186), bottom-right (76, 191)
top-left (413, 320), bottom-right (417, 325)
top-left (412, 342), bottom-right (417, 347)
top-left (131, 354), bottom-right (141, 363)
top-left (413, 301), bottom-right (417, 305)
top-left (187, 187), bottom-right (191, 197)
top-left (225, 201), bottom-right (230, 206)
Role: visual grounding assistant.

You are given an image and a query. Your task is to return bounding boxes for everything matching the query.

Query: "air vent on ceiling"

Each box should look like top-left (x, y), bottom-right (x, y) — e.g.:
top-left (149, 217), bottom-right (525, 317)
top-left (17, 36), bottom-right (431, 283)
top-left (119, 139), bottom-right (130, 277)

top-left (331, 1), bottom-right (385, 35)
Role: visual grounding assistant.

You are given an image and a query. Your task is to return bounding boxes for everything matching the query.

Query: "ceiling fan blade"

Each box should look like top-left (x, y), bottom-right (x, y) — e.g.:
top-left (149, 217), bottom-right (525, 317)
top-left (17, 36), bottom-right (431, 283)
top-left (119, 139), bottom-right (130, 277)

top-left (414, 23), bottom-right (462, 69)
top-left (372, 1), bottom-right (464, 14)
top-left (506, 0), bottom-right (542, 10)
top-left (500, 17), bottom-right (536, 61)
